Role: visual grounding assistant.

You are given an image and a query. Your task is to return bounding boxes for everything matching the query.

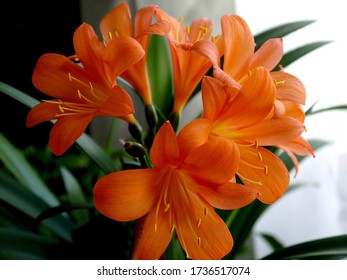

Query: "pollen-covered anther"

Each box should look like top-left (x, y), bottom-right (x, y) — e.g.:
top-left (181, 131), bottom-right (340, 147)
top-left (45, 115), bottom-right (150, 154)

top-left (185, 25), bottom-right (190, 34)
top-left (273, 78), bottom-right (285, 87)
top-left (196, 218), bottom-right (202, 227)
top-left (197, 236), bottom-right (202, 247)
top-left (203, 206), bottom-right (208, 216)
top-left (264, 165), bottom-right (269, 175)
top-left (257, 152), bottom-right (263, 162)
top-left (164, 203), bottom-right (170, 213)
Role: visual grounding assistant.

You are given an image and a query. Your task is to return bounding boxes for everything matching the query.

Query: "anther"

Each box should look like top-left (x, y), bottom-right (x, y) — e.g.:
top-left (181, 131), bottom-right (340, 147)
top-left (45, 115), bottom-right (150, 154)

top-left (185, 25), bottom-right (190, 34)
top-left (264, 165), bottom-right (269, 175)
top-left (77, 89), bottom-right (83, 99)
top-left (204, 207), bottom-right (208, 216)
top-left (197, 237), bottom-right (202, 247)
top-left (247, 69), bottom-right (253, 76)
top-left (154, 223), bottom-right (158, 233)
top-left (58, 105), bottom-right (64, 113)
top-left (196, 218), bottom-right (202, 227)
top-left (257, 152), bottom-right (263, 162)
top-left (68, 72), bottom-right (72, 82)
top-left (178, 16), bottom-right (184, 22)
top-left (198, 26), bottom-right (208, 33)
top-left (164, 204), bottom-right (170, 213)
top-left (211, 35), bottom-right (216, 43)
top-left (254, 140), bottom-right (259, 149)
top-left (108, 31), bottom-right (113, 40)
top-left (273, 78), bottom-right (285, 86)
top-left (237, 172), bottom-right (263, 186)
top-left (170, 225), bottom-right (175, 234)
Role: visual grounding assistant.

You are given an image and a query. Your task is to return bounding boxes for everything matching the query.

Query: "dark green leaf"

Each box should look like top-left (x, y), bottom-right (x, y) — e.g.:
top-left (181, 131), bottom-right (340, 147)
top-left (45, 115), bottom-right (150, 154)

top-left (0, 228), bottom-right (64, 259)
top-left (254, 20), bottom-right (315, 50)
top-left (0, 172), bottom-right (74, 241)
top-left (260, 233), bottom-right (285, 251)
top-left (0, 81), bottom-right (118, 174)
top-left (308, 105), bottom-right (347, 115)
top-left (279, 41), bottom-right (331, 68)
top-left (0, 133), bottom-right (59, 206)
top-left (262, 234), bottom-right (347, 260)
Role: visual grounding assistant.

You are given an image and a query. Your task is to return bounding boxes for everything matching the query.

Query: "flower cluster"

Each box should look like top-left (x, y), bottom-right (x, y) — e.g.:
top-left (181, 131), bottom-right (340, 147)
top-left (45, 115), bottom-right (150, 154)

top-left (27, 2), bottom-right (314, 259)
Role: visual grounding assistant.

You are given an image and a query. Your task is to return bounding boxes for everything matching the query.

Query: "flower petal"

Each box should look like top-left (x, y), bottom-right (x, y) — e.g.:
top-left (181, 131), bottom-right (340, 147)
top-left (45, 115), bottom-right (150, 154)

top-left (177, 118), bottom-right (212, 158)
top-left (26, 101), bottom-right (61, 127)
top-left (98, 85), bottom-right (134, 117)
top-left (191, 40), bottom-right (220, 67)
top-left (49, 114), bottom-right (93, 155)
top-left (73, 23), bottom-right (107, 85)
top-left (150, 121), bottom-right (180, 168)
top-left (183, 135), bottom-right (239, 185)
top-left (221, 15), bottom-right (254, 81)
top-left (251, 38), bottom-right (283, 71)
top-left (195, 182), bottom-right (259, 210)
top-left (32, 53), bottom-right (96, 101)
top-left (173, 186), bottom-right (233, 259)
top-left (237, 146), bottom-right (289, 204)
top-left (103, 37), bottom-right (145, 81)
top-left (132, 204), bottom-right (173, 260)
top-left (99, 1), bottom-right (133, 44)
top-left (238, 117), bottom-right (305, 146)
top-left (94, 168), bottom-right (160, 221)
top-left (271, 71), bottom-right (306, 105)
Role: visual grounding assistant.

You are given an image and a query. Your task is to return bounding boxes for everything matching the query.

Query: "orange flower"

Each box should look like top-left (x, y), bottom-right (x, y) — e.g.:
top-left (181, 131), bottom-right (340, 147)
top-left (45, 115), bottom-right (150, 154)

top-left (213, 14), bottom-right (313, 176)
top-left (27, 23), bottom-right (145, 155)
top-left (179, 71), bottom-right (306, 204)
top-left (94, 121), bottom-right (258, 259)
top-left (154, 8), bottom-right (222, 115)
top-left (100, 2), bottom-right (170, 105)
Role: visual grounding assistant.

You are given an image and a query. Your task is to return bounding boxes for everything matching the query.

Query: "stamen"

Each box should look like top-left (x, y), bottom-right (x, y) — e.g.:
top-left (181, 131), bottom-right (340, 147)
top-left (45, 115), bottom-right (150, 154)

top-left (240, 159), bottom-right (265, 171)
top-left (196, 218), bottom-right (202, 227)
top-left (170, 225), bottom-right (175, 234)
top-left (185, 25), bottom-right (190, 34)
top-left (164, 204), bottom-right (170, 213)
top-left (273, 78), bottom-right (285, 86)
top-left (58, 105), bottom-right (64, 113)
top-left (178, 16), bottom-right (184, 22)
top-left (204, 206), bottom-right (208, 216)
top-left (108, 31), bottom-right (113, 40)
top-left (211, 35), bottom-right (216, 43)
top-left (237, 172), bottom-right (263, 185)
top-left (264, 165), bottom-right (269, 175)
top-left (197, 237), bottom-right (202, 247)
top-left (257, 152), bottom-right (263, 162)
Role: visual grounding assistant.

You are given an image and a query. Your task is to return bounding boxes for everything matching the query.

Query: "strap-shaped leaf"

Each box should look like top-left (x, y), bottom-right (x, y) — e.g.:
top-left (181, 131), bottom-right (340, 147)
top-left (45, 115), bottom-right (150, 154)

top-left (262, 234), bottom-right (347, 259)
top-left (254, 20), bottom-right (315, 49)
top-left (0, 81), bottom-right (117, 174)
top-left (280, 41), bottom-right (331, 68)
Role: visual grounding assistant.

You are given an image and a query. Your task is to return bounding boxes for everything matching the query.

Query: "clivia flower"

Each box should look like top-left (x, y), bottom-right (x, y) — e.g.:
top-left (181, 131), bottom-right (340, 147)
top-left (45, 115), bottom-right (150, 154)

top-left (179, 71), bottom-right (305, 204)
top-left (26, 23), bottom-right (145, 155)
top-left (100, 2), bottom-right (170, 106)
top-left (154, 8), bottom-right (222, 124)
top-left (94, 121), bottom-right (258, 259)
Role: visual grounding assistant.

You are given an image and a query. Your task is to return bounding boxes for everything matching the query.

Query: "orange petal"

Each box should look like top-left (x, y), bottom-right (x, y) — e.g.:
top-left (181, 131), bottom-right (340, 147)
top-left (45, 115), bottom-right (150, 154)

top-left (26, 101), bottom-right (61, 127)
top-left (173, 189), bottom-right (233, 259)
top-left (278, 136), bottom-right (315, 157)
top-left (177, 118), bottom-right (212, 158)
top-left (183, 135), bottom-right (239, 185)
top-left (238, 117), bottom-right (305, 146)
top-left (221, 15), bottom-right (254, 81)
top-left (195, 182), bottom-right (259, 210)
top-left (150, 121), bottom-right (180, 168)
top-left (99, 1), bottom-right (133, 44)
top-left (227, 67), bottom-right (276, 127)
top-left (188, 18), bottom-right (213, 42)
top-left (237, 146), bottom-right (289, 204)
top-left (103, 37), bottom-right (145, 81)
top-left (49, 114), bottom-right (93, 155)
top-left (32, 53), bottom-right (96, 100)
top-left (94, 168), bottom-right (160, 221)
top-left (250, 38), bottom-right (283, 71)
top-left (271, 71), bottom-right (306, 105)
top-left (191, 40), bottom-right (220, 67)
top-left (73, 23), bottom-right (106, 84)
top-left (132, 203), bottom-right (173, 260)
top-left (98, 85), bottom-right (134, 117)
top-left (154, 8), bottom-right (186, 42)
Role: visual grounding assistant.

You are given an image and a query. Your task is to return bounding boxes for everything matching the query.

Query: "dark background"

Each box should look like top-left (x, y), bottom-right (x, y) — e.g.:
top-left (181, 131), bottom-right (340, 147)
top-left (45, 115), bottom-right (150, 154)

top-left (0, 0), bottom-right (82, 149)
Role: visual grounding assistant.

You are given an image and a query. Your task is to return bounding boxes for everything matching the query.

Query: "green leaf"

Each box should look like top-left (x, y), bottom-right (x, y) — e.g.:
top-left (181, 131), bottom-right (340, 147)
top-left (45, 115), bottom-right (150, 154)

top-left (308, 105), bottom-right (347, 115)
top-left (0, 172), bottom-right (74, 241)
top-left (0, 81), bottom-right (39, 108)
top-left (0, 228), bottom-right (64, 259)
top-left (279, 41), bottom-right (332, 68)
top-left (147, 35), bottom-right (174, 117)
top-left (254, 20), bottom-right (316, 50)
top-left (262, 234), bottom-right (347, 260)
top-left (60, 166), bottom-right (89, 225)
top-left (260, 233), bottom-right (285, 251)
top-left (0, 133), bottom-right (59, 207)
top-left (0, 81), bottom-right (117, 174)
